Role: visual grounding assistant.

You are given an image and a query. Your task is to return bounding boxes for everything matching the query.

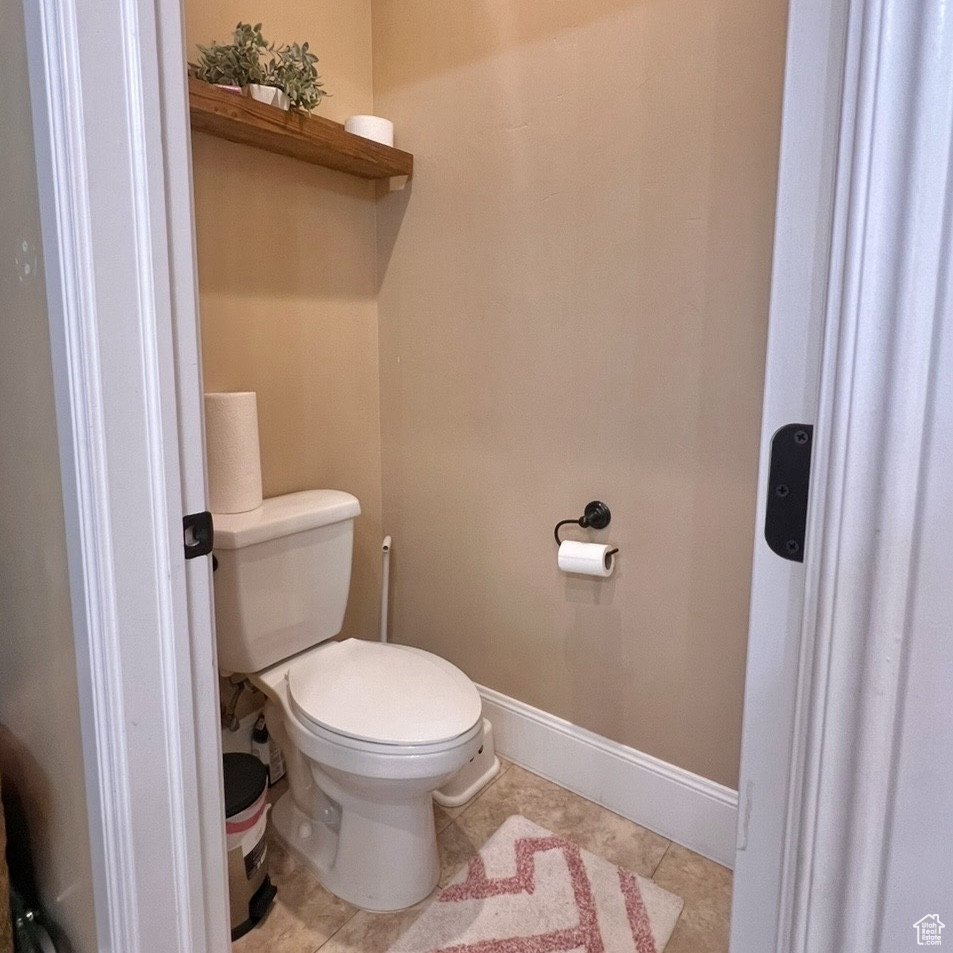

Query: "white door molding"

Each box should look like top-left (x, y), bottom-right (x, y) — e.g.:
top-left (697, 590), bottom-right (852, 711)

top-left (731, 0), bottom-right (953, 948)
top-left (23, 0), bottom-right (228, 950)
top-left (782, 0), bottom-right (953, 950)
top-left (729, 0), bottom-right (849, 945)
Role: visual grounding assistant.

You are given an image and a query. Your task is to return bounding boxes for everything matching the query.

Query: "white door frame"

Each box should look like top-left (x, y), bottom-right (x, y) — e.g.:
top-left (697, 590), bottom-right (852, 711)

top-left (729, 0), bottom-right (849, 945)
top-left (733, 0), bottom-right (953, 949)
top-left (781, 0), bottom-right (953, 948)
top-left (24, 0), bottom-right (228, 950)
top-left (23, 0), bottom-right (952, 949)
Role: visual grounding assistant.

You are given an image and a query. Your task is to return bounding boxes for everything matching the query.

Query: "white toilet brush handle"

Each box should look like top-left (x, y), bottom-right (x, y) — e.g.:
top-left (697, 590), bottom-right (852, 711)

top-left (380, 536), bottom-right (392, 642)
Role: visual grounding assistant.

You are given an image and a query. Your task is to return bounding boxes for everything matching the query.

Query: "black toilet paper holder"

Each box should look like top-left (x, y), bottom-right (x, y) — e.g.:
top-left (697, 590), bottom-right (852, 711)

top-left (554, 501), bottom-right (619, 557)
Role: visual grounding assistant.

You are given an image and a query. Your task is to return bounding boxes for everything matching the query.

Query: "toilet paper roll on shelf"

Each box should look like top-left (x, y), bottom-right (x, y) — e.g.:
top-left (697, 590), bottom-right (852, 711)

top-left (344, 115), bottom-right (395, 147)
top-left (205, 392), bottom-right (263, 514)
top-left (557, 540), bottom-right (617, 577)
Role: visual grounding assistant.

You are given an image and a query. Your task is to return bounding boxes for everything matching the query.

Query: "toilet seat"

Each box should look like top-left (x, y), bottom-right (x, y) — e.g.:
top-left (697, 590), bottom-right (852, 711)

top-left (287, 639), bottom-right (482, 748)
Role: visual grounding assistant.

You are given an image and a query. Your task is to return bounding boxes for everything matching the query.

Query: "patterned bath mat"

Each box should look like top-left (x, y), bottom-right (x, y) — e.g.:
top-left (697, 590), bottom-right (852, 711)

top-left (387, 815), bottom-right (683, 953)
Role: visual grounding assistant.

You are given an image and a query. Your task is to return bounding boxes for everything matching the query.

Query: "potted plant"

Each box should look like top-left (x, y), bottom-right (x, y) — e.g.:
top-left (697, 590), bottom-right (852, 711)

top-left (194, 23), bottom-right (328, 113)
top-left (242, 23), bottom-right (291, 110)
top-left (195, 22), bottom-right (269, 96)
top-left (266, 41), bottom-right (327, 113)
top-left (194, 23), bottom-right (287, 108)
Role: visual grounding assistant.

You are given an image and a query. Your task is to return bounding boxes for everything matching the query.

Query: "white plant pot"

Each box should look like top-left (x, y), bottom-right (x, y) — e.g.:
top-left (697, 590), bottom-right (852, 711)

top-left (244, 84), bottom-right (290, 111)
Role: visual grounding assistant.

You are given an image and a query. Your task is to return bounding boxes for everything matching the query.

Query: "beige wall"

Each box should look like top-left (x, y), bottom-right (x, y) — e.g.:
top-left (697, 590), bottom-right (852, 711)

top-left (187, 1), bottom-right (785, 787)
top-left (373, 0), bottom-right (786, 787)
top-left (0, 1), bottom-right (97, 948)
top-left (186, 2), bottom-right (383, 641)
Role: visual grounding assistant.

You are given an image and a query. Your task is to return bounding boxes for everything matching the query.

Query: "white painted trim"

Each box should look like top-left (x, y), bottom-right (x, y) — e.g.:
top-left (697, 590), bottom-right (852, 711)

top-left (478, 686), bottom-right (738, 868)
top-left (22, 0), bottom-right (229, 949)
top-left (784, 1), bottom-right (953, 951)
top-left (24, 1), bottom-right (135, 944)
top-left (728, 0), bottom-right (849, 946)
top-left (151, 0), bottom-right (232, 947)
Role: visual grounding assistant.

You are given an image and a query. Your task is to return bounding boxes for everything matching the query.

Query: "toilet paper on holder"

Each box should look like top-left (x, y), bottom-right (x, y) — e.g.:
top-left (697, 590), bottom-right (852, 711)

top-left (557, 540), bottom-right (617, 578)
top-left (553, 501), bottom-right (619, 578)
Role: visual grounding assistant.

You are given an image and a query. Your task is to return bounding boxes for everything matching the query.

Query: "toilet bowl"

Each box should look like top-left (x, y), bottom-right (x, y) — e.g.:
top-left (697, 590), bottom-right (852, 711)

top-left (252, 639), bottom-right (482, 911)
top-left (253, 639), bottom-right (482, 911)
top-left (211, 491), bottom-right (483, 911)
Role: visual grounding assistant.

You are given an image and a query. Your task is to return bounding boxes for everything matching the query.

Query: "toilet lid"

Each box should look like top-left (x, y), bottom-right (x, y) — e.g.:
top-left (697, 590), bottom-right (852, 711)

top-left (288, 639), bottom-right (482, 746)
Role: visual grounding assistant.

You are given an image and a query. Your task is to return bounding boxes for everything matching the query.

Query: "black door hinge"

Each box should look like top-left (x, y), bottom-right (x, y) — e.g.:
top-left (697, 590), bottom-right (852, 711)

top-left (183, 511), bottom-right (214, 560)
top-left (764, 424), bottom-right (813, 562)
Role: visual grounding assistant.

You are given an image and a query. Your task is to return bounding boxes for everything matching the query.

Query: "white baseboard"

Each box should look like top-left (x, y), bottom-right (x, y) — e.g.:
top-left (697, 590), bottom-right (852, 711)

top-left (477, 685), bottom-right (739, 868)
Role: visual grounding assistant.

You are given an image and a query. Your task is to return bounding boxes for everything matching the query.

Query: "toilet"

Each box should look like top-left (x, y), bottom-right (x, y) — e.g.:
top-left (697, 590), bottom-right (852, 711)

top-left (212, 489), bottom-right (483, 912)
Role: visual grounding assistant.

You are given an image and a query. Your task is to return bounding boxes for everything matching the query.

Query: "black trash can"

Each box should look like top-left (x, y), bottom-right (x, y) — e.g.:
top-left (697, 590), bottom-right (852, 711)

top-left (223, 753), bottom-right (276, 940)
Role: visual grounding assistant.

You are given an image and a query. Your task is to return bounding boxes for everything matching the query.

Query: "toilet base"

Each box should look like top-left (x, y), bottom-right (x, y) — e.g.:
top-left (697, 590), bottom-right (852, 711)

top-left (254, 651), bottom-right (482, 912)
top-left (270, 790), bottom-right (337, 878)
top-left (433, 718), bottom-right (500, 807)
top-left (270, 785), bottom-right (440, 912)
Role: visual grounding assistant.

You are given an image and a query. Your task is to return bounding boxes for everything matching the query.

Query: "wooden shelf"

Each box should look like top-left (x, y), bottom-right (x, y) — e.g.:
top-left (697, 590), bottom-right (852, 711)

top-left (188, 77), bottom-right (413, 180)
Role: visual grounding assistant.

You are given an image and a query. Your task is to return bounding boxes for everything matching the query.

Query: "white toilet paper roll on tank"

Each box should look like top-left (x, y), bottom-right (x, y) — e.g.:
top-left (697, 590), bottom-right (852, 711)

top-left (557, 540), bottom-right (616, 577)
top-left (204, 392), bottom-right (263, 514)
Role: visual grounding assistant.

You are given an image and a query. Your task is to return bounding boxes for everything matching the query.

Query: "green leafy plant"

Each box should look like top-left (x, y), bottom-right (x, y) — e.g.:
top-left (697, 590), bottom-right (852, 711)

top-left (195, 22), bottom-right (269, 87)
top-left (266, 41), bottom-right (327, 112)
top-left (195, 23), bottom-right (329, 113)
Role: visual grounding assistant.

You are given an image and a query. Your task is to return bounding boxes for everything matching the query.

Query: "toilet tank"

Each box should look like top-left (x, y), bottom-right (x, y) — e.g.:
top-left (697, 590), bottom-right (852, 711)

top-left (212, 490), bottom-right (361, 674)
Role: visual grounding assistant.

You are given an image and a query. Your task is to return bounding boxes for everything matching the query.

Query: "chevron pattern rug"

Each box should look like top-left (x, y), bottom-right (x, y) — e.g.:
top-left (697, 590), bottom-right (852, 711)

top-left (388, 815), bottom-right (683, 953)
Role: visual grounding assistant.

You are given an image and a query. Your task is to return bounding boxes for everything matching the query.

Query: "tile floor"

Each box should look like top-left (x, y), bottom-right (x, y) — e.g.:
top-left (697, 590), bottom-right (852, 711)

top-left (234, 761), bottom-right (732, 953)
